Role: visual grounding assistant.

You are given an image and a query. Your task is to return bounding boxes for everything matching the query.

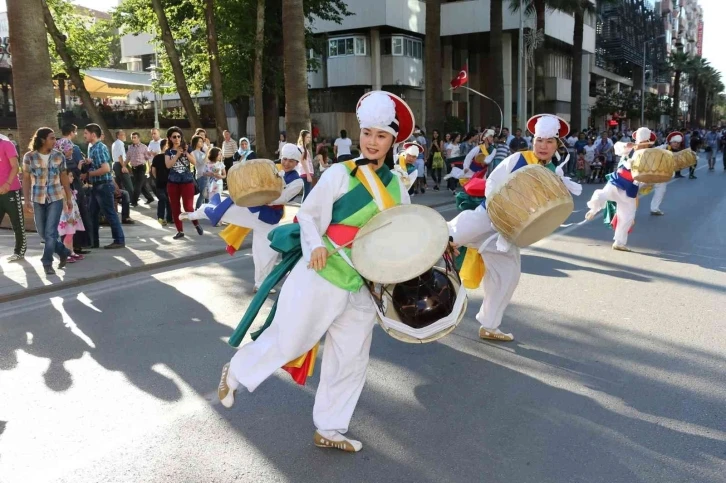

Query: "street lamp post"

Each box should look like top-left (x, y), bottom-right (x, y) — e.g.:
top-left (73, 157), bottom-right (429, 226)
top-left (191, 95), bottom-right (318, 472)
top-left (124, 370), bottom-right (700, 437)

top-left (640, 34), bottom-right (666, 127)
top-left (147, 64), bottom-right (160, 130)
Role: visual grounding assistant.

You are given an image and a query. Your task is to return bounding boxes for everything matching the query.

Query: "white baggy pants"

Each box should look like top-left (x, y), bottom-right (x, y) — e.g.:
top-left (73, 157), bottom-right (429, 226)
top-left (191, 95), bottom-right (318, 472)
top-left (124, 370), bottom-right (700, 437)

top-left (229, 259), bottom-right (377, 433)
top-left (650, 183), bottom-right (667, 212)
top-left (587, 183), bottom-right (637, 246)
top-left (448, 205), bottom-right (521, 330)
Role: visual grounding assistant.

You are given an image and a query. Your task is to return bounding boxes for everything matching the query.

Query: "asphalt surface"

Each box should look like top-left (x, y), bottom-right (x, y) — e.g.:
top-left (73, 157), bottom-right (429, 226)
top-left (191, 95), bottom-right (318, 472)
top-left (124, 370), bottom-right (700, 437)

top-left (1, 159), bottom-right (725, 483)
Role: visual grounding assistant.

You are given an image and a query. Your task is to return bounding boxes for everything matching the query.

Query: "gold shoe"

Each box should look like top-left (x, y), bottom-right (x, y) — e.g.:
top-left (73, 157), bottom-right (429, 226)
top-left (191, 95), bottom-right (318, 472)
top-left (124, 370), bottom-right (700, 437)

top-left (314, 431), bottom-right (362, 453)
top-left (479, 326), bottom-right (514, 342)
top-left (611, 243), bottom-right (632, 252)
top-left (585, 210), bottom-right (596, 221)
top-left (218, 363), bottom-right (236, 408)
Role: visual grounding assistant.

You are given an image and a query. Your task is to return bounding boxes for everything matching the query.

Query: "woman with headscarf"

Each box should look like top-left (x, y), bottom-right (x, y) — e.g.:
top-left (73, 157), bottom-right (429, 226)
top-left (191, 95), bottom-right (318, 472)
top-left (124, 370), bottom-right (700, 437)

top-left (232, 137), bottom-right (257, 165)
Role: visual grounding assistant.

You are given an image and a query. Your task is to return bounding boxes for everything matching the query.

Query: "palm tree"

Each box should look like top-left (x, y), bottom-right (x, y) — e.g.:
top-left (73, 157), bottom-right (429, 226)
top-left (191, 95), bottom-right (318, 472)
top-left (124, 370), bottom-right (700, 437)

top-left (489, 0), bottom-right (505, 127)
top-left (510, 0), bottom-right (549, 114)
top-left (685, 56), bottom-right (709, 127)
top-left (253, 0), bottom-right (267, 156)
top-left (425, 0), bottom-right (443, 136)
top-left (668, 51), bottom-right (690, 127)
top-left (41, 0), bottom-right (113, 144)
top-left (204, 0), bottom-right (229, 141)
top-left (698, 67), bottom-right (722, 127)
top-left (7, 0), bottom-right (58, 150)
top-left (281, 0), bottom-right (311, 143)
top-left (150, 0), bottom-right (202, 128)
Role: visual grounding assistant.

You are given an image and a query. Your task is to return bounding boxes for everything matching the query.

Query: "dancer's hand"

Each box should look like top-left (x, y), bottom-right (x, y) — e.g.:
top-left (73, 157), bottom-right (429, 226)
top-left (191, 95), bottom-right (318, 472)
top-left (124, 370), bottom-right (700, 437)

top-left (308, 246), bottom-right (328, 271)
top-left (448, 241), bottom-right (460, 257)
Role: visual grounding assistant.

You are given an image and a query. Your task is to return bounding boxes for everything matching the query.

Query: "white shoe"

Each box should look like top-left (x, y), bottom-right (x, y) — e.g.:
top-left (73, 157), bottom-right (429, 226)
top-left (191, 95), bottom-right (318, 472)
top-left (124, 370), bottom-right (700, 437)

top-left (314, 430), bottom-right (363, 452)
top-left (612, 243), bottom-right (632, 252)
top-left (218, 363), bottom-right (237, 408)
top-left (179, 212), bottom-right (189, 220)
top-left (585, 210), bottom-right (596, 221)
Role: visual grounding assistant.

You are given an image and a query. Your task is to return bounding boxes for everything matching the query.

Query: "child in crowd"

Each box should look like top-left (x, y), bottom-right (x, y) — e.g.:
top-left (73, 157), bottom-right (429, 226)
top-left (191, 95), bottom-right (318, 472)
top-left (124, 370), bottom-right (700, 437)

top-left (575, 151), bottom-right (586, 183)
top-left (589, 154), bottom-right (605, 183)
top-left (58, 170), bottom-right (85, 263)
top-left (206, 147), bottom-right (226, 199)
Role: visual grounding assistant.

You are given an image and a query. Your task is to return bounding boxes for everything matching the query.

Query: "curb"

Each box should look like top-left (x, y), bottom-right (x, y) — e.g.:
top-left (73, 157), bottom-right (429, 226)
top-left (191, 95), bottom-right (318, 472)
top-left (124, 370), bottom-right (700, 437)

top-left (0, 248), bottom-right (228, 304)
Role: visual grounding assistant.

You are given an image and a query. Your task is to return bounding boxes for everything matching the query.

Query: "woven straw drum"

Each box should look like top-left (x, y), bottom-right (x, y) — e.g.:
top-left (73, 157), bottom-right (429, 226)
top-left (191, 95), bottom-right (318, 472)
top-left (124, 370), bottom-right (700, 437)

top-left (486, 164), bottom-right (574, 248)
top-left (227, 159), bottom-right (284, 207)
top-left (630, 148), bottom-right (675, 184)
top-left (672, 149), bottom-right (697, 171)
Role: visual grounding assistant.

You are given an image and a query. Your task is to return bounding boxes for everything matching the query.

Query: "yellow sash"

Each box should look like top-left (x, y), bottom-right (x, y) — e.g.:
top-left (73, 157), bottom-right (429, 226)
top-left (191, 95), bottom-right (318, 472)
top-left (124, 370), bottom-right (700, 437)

top-left (474, 144), bottom-right (490, 165)
top-left (343, 160), bottom-right (396, 210)
top-left (220, 224), bottom-right (252, 250)
top-left (460, 248), bottom-right (486, 289)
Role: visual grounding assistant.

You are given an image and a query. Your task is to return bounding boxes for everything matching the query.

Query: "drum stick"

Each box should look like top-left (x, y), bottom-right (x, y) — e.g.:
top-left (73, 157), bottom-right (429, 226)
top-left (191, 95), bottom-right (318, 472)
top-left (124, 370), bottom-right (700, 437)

top-left (327, 221), bottom-right (393, 256)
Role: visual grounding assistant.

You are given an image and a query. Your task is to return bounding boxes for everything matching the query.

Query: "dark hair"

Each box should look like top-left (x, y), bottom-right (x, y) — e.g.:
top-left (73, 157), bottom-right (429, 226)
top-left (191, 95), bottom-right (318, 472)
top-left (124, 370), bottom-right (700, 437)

top-left (131, 131), bottom-right (140, 138)
top-left (432, 129), bottom-right (440, 139)
top-left (115, 130), bottom-right (125, 139)
top-left (61, 123), bottom-right (77, 136)
top-left (190, 135), bottom-right (203, 150)
top-left (208, 146), bottom-right (221, 162)
top-left (166, 126), bottom-right (186, 150)
top-left (159, 139), bottom-right (167, 151)
top-left (85, 123), bottom-right (102, 138)
top-left (29, 127), bottom-right (54, 152)
top-left (340, 130), bottom-right (347, 139)
top-left (195, 128), bottom-right (206, 135)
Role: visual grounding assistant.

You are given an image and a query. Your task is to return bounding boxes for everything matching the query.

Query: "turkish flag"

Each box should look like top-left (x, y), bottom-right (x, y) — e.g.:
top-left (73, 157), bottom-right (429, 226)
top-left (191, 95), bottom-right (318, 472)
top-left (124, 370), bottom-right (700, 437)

top-left (450, 65), bottom-right (469, 89)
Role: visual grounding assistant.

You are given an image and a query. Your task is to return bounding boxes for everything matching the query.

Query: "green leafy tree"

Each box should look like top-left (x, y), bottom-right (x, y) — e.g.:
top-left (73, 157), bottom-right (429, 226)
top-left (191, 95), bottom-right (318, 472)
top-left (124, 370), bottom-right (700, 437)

top-left (668, 51), bottom-right (690, 125)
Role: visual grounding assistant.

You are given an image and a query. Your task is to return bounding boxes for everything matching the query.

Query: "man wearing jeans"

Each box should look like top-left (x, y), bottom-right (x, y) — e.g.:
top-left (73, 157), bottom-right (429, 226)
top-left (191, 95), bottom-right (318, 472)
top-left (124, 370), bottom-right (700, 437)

top-left (83, 124), bottom-right (125, 250)
top-left (0, 134), bottom-right (25, 262)
top-left (22, 128), bottom-right (74, 275)
top-left (126, 132), bottom-right (155, 206)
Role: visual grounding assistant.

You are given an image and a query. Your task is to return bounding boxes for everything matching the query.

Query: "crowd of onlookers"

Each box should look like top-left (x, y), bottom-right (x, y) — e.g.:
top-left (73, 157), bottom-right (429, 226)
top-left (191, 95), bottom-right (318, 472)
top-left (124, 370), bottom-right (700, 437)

top-left (1, 120), bottom-right (723, 275)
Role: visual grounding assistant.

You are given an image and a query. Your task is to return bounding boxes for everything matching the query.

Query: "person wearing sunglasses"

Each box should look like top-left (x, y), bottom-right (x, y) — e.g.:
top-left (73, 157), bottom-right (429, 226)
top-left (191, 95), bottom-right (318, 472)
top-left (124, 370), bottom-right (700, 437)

top-left (164, 127), bottom-right (202, 239)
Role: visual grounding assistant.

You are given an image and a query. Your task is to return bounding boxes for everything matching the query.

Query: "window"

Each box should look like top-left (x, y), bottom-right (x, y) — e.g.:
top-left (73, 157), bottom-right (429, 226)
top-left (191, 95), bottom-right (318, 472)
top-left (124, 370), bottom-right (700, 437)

top-left (384, 36), bottom-right (422, 59)
top-left (328, 36), bottom-right (366, 57)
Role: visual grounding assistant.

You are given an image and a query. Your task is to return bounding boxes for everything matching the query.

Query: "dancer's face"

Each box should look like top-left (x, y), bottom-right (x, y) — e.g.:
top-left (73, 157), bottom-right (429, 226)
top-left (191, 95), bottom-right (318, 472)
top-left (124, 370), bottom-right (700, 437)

top-left (534, 137), bottom-right (558, 161)
top-left (360, 128), bottom-right (394, 161)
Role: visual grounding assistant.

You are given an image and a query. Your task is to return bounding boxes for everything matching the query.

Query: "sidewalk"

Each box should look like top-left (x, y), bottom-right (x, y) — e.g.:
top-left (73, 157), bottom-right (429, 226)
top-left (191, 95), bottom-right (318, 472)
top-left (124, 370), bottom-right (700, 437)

top-left (0, 186), bottom-right (454, 302)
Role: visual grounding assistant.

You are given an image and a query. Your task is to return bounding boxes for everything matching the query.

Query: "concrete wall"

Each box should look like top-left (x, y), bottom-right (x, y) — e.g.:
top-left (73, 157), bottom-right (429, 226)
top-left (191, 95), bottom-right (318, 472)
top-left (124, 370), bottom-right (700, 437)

top-left (120, 32), bottom-right (154, 58)
top-left (310, 0), bottom-right (425, 34)
top-left (327, 56), bottom-right (373, 87)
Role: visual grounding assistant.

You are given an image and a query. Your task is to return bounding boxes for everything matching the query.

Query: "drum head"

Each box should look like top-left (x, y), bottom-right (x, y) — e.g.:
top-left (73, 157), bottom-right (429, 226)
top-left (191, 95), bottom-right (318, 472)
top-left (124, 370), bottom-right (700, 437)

top-left (352, 204), bottom-right (449, 284)
top-left (232, 190), bottom-right (283, 207)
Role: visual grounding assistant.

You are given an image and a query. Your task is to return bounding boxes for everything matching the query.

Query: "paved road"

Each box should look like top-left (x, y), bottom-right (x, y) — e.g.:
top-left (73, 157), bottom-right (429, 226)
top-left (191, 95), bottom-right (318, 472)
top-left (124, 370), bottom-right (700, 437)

top-left (2, 162), bottom-right (725, 483)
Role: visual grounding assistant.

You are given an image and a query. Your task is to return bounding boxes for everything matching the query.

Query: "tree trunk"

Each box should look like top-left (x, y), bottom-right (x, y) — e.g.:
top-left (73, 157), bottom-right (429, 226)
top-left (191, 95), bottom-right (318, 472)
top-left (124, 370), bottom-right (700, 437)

top-left (671, 71), bottom-right (681, 126)
top-left (425, 0), bottom-right (443, 136)
top-left (570, 5), bottom-right (584, 131)
top-left (281, 0), bottom-right (311, 142)
top-left (41, 0), bottom-right (116, 144)
top-left (263, 22), bottom-right (283, 158)
top-left (150, 0), bottom-right (202, 128)
top-left (253, 0), bottom-right (267, 157)
top-left (204, 0), bottom-right (228, 140)
top-left (58, 76), bottom-right (66, 111)
top-left (230, 96), bottom-right (250, 137)
top-left (489, 0), bottom-right (504, 131)
top-left (534, 0), bottom-right (547, 114)
top-left (8, 0), bottom-right (58, 150)
top-left (263, 86), bottom-right (279, 158)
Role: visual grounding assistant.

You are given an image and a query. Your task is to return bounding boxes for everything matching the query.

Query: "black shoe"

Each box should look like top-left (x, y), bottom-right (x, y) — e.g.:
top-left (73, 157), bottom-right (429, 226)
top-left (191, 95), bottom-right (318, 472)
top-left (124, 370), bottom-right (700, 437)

top-left (59, 253), bottom-right (68, 269)
top-left (122, 218), bottom-right (136, 225)
top-left (130, 202), bottom-right (139, 208)
top-left (433, 185), bottom-right (440, 191)
top-left (145, 198), bottom-right (155, 204)
top-left (44, 265), bottom-right (56, 276)
top-left (103, 242), bottom-right (125, 249)
top-left (92, 244), bottom-right (100, 249)
top-left (673, 173), bottom-right (684, 178)
top-left (689, 175), bottom-right (697, 179)
top-left (173, 232), bottom-right (185, 240)
top-left (195, 225), bottom-right (204, 235)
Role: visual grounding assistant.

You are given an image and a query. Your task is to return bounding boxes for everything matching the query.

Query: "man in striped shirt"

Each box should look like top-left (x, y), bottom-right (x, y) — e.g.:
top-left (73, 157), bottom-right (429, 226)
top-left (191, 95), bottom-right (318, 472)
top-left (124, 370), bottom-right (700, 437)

top-left (126, 131), bottom-right (155, 206)
top-left (221, 130), bottom-right (237, 189)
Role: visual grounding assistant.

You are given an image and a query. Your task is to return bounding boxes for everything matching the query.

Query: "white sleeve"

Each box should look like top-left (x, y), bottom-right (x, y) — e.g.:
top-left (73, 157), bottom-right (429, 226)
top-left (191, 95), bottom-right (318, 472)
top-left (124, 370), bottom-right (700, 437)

top-left (295, 164), bottom-right (347, 262)
top-left (463, 146), bottom-right (480, 171)
top-left (613, 141), bottom-right (633, 157)
top-left (268, 178), bottom-right (304, 205)
top-left (398, 174), bottom-right (411, 205)
top-left (484, 153), bottom-right (519, 198)
top-left (483, 149), bottom-right (496, 165)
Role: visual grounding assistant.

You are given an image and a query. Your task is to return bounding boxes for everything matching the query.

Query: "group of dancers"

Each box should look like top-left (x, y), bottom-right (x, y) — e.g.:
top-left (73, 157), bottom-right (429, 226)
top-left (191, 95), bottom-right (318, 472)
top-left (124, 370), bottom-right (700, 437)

top-left (196, 90), bottom-right (686, 453)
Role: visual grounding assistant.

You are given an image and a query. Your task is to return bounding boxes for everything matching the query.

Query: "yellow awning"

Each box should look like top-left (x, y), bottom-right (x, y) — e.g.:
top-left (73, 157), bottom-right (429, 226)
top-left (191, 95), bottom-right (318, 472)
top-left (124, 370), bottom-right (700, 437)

top-left (55, 68), bottom-right (153, 100)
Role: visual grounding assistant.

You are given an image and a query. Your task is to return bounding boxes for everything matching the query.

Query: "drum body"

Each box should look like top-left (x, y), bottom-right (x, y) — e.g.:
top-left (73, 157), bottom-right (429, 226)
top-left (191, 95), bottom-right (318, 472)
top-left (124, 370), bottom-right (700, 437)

top-left (672, 149), bottom-right (697, 171)
top-left (351, 204), bottom-right (450, 285)
top-left (227, 159), bottom-right (283, 207)
top-left (486, 164), bottom-right (574, 248)
top-left (630, 148), bottom-right (675, 183)
top-left (374, 266), bottom-right (468, 344)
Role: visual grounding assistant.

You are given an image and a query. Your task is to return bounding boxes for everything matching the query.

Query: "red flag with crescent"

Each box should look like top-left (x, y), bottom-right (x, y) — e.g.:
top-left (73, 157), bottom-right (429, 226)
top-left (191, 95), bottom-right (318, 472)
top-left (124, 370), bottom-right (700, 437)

top-left (450, 65), bottom-right (469, 89)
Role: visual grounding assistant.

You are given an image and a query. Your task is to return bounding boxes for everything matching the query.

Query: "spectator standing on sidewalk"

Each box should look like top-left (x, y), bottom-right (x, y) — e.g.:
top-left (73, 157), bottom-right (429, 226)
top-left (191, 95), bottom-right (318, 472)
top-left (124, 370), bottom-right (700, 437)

top-left (148, 128), bottom-right (163, 156)
top-left (705, 126), bottom-right (721, 171)
top-left (191, 135), bottom-right (209, 209)
top-left (57, 124), bottom-right (91, 254)
top-left (0, 132), bottom-right (25, 262)
top-left (112, 130), bottom-right (134, 195)
top-left (165, 127), bottom-right (203, 239)
top-left (296, 130), bottom-right (313, 200)
top-left (127, 132), bottom-right (155, 206)
top-left (21, 127), bottom-right (74, 275)
top-left (151, 139), bottom-right (173, 226)
top-left (333, 130), bottom-right (352, 163)
top-left (508, 128), bottom-right (529, 153)
top-left (83, 123), bottom-right (125, 250)
top-left (220, 130), bottom-right (237, 189)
